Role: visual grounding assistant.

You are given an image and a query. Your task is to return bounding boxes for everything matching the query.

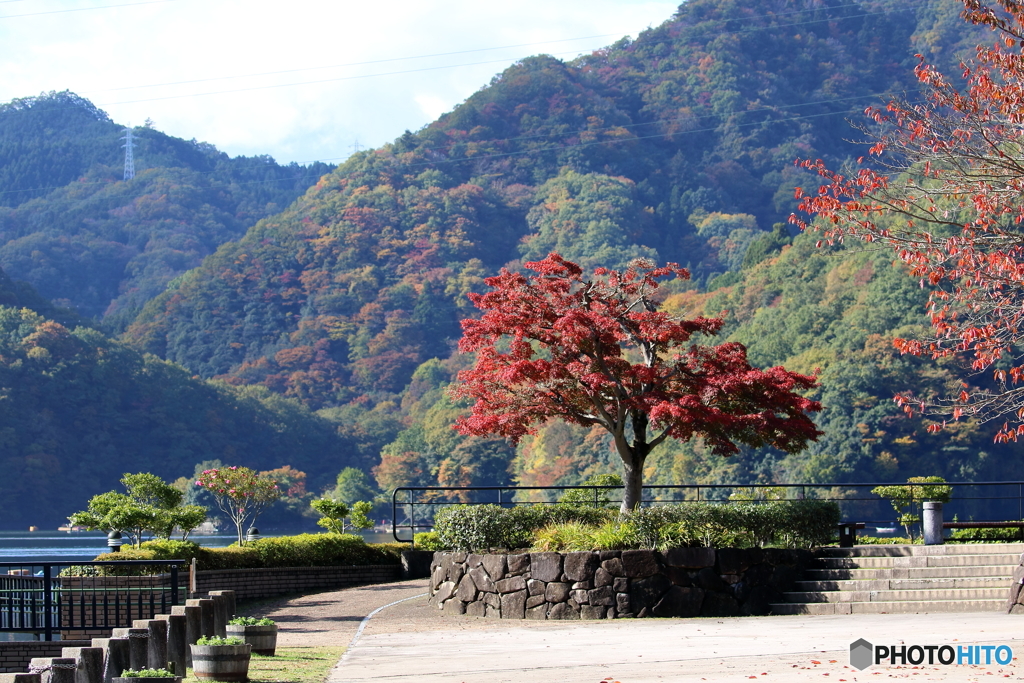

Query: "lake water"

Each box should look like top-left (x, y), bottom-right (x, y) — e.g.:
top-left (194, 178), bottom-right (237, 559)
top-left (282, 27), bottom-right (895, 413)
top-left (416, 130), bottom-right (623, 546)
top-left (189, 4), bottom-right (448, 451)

top-left (0, 530), bottom-right (401, 562)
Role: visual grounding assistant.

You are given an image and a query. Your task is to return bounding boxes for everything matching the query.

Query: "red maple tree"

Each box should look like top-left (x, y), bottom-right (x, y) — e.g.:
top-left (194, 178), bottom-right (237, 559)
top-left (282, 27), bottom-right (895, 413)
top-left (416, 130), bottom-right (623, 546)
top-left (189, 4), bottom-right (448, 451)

top-left (450, 254), bottom-right (823, 513)
top-left (793, 0), bottom-right (1024, 441)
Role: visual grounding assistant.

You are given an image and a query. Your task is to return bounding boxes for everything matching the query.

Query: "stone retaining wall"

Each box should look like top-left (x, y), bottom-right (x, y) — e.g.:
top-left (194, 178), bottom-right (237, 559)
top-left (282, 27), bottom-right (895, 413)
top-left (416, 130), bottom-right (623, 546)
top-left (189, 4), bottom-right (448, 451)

top-left (429, 548), bottom-right (811, 619)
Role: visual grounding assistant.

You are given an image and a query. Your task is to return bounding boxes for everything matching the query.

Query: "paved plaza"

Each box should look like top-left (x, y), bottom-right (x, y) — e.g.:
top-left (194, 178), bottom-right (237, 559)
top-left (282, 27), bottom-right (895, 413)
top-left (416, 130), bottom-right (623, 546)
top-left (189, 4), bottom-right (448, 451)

top-left (259, 578), bottom-right (1024, 682)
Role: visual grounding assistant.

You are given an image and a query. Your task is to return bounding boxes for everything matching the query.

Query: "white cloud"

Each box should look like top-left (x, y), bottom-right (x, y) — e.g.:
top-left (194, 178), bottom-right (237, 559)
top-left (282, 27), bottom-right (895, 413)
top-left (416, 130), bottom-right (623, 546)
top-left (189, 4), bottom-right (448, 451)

top-left (0, 0), bottom-right (678, 164)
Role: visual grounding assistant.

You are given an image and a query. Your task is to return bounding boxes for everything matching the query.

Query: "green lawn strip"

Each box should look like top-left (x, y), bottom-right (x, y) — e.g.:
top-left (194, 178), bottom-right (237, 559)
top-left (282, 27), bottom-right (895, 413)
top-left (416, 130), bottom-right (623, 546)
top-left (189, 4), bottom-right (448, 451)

top-left (185, 646), bottom-right (345, 683)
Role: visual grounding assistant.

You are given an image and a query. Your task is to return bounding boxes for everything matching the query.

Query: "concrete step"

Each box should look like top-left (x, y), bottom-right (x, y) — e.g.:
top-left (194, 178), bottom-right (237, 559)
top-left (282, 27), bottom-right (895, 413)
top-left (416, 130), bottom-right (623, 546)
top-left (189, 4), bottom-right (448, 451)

top-left (805, 565), bottom-right (1016, 580)
top-left (794, 576), bottom-right (1008, 592)
top-left (814, 553), bottom-right (1021, 569)
top-left (818, 543), bottom-right (1024, 557)
top-left (772, 544), bottom-right (1020, 616)
top-left (770, 599), bottom-right (1006, 615)
top-left (784, 587), bottom-right (1006, 603)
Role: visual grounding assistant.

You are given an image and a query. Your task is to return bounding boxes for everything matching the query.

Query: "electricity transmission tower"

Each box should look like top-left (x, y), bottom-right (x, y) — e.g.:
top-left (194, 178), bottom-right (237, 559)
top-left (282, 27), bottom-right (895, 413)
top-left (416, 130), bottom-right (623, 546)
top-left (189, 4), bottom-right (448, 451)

top-left (122, 126), bottom-right (135, 180)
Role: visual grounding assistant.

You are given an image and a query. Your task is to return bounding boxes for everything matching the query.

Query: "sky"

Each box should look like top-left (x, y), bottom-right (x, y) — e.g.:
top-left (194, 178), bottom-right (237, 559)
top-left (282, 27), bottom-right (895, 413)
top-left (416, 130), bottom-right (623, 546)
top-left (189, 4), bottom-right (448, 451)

top-left (0, 0), bottom-right (679, 166)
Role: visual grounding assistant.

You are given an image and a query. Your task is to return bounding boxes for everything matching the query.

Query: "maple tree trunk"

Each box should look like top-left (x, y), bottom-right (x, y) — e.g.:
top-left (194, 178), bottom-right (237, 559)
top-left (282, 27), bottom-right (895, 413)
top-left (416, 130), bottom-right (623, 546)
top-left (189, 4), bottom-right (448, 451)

top-left (619, 453), bottom-right (646, 515)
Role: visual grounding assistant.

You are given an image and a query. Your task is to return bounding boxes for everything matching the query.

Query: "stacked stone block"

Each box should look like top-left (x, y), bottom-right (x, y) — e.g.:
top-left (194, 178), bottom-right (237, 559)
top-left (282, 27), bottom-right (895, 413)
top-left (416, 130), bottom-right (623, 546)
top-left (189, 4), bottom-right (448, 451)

top-left (429, 547), bottom-right (811, 619)
top-left (0, 646), bottom-right (90, 676)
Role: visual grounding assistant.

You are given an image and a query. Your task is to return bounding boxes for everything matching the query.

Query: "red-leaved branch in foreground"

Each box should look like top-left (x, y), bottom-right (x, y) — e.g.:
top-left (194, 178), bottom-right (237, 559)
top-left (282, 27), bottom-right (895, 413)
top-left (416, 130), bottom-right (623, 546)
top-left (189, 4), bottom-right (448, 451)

top-left (793, 0), bottom-right (1024, 442)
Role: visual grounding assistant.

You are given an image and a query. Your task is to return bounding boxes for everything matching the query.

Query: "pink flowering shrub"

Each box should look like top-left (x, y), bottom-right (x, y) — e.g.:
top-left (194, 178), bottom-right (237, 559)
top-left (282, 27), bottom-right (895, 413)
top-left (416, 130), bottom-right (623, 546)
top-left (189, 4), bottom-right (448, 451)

top-left (196, 466), bottom-right (280, 546)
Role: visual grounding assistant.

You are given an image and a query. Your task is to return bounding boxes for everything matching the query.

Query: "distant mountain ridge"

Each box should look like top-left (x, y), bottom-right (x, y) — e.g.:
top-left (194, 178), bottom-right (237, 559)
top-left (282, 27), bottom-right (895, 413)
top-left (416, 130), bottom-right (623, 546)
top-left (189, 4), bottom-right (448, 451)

top-left (0, 91), bottom-right (331, 327)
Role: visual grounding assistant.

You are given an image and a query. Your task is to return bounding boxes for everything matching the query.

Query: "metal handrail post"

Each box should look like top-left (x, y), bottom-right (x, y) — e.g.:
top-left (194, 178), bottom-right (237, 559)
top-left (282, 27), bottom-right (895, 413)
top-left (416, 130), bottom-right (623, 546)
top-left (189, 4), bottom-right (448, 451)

top-left (43, 564), bottom-right (52, 641)
top-left (170, 565), bottom-right (179, 607)
top-left (409, 488), bottom-right (415, 545)
top-left (391, 489), bottom-right (399, 543)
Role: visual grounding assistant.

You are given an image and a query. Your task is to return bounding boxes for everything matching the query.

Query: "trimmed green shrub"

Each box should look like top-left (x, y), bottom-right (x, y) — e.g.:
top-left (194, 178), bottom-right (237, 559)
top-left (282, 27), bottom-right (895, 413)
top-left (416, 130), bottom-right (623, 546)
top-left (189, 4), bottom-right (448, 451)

top-left (672, 503), bottom-right (742, 549)
top-left (557, 474), bottom-right (623, 508)
top-left (434, 505), bottom-right (504, 552)
top-left (732, 502), bottom-right (786, 548)
top-left (119, 669), bottom-right (175, 678)
top-left (434, 504), bottom-right (616, 552)
top-left (622, 506), bottom-right (686, 550)
top-left (413, 532), bottom-right (444, 551)
top-left (434, 499), bottom-right (841, 552)
top-left (780, 499), bottom-right (841, 548)
top-left (89, 533), bottom-right (404, 571)
top-left (949, 525), bottom-right (1024, 542)
top-left (544, 504), bottom-right (615, 527)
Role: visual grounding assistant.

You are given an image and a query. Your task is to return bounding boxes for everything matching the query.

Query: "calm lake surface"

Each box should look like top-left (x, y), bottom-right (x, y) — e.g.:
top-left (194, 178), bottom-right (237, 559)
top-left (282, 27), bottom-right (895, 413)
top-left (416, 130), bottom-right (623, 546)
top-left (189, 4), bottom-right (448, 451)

top-left (0, 530), bottom-right (399, 562)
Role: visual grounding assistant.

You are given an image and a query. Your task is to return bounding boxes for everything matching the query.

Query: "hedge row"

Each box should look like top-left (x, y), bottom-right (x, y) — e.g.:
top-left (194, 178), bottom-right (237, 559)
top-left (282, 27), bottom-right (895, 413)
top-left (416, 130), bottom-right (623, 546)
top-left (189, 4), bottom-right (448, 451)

top-left (90, 533), bottom-right (405, 570)
top-left (433, 500), bottom-right (841, 552)
top-left (433, 504), bottom-right (613, 552)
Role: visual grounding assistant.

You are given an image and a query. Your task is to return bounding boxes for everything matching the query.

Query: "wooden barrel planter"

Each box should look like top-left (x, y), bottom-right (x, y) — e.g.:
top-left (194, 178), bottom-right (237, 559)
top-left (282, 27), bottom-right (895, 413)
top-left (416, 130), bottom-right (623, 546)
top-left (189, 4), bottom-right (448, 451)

top-left (226, 624), bottom-right (278, 655)
top-left (190, 644), bottom-right (252, 682)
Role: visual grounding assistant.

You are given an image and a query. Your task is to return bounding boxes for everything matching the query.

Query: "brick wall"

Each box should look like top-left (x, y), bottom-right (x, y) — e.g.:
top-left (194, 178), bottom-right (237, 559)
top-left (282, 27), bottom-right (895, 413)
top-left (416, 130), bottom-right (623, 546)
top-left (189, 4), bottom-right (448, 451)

top-left (194, 564), bottom-right (402, 600)
top-left (0, 640), bottom-right (91, 673)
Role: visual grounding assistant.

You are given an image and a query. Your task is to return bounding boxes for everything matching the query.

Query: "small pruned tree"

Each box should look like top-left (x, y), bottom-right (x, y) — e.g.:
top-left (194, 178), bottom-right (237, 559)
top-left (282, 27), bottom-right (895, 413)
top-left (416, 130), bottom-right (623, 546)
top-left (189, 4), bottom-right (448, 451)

top-left (872, 476), bottom-right (954, 541)
top-left (195, 466), bottom-right (280, 546)
top-left (450, 254), bottom-right (824, 514)
top-left (310, 499), bottom-right (374, 534)
top-left (69, 473), bottom-right (207, 547)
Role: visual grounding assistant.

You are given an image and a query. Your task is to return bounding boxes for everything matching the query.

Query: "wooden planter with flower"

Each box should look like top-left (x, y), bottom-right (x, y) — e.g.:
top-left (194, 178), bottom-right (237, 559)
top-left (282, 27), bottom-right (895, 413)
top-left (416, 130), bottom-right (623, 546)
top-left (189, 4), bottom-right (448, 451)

top-left (190, 636), bottom-right (252, 682)
top-left (113, 668), bottom-right (181, 683)
top-left (226, 617), bottom-right (278, 656)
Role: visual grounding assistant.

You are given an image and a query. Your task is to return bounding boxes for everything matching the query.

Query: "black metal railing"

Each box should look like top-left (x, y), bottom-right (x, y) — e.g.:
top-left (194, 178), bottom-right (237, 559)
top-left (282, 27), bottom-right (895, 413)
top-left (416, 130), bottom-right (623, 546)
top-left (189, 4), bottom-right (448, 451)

top-left (0, 560), bottom-right (183, 640)
top-left (391, 481), bottom-right (1024, 543)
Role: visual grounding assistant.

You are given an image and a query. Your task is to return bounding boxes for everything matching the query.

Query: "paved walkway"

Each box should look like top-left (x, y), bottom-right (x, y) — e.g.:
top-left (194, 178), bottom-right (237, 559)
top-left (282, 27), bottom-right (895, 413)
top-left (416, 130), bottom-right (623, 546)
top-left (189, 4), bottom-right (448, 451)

top-left (251, 579), bottom-right (1024, 683)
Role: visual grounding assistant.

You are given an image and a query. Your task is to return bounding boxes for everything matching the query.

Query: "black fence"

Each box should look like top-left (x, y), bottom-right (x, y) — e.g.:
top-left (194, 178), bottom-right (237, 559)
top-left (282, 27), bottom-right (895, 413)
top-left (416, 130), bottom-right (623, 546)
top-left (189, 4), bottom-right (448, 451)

top-left (390, 481), bottom-right (1024, 543)
top-left (0, 560), bottom-right (183, 640)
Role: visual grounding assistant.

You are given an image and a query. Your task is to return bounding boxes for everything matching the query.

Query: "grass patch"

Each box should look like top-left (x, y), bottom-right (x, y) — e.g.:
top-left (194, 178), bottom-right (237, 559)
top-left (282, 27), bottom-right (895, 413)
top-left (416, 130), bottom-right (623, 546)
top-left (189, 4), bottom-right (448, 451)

top-left (185, 647), bottom-right (345, 683)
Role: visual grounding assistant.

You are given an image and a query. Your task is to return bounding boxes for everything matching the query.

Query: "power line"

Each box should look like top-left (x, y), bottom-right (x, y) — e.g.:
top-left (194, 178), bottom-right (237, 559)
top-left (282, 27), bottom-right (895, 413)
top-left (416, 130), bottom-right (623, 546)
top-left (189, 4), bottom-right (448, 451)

top-left (95, 52), bottom-right (593, 106)
top-left (0, 0), bottom-right (174, 19)
top-left (85, 0), bottom-right (881, 95)
top-left (91, 34), bottom-right (624, 93)
top-left (93, 2), bottom-right (918, 107)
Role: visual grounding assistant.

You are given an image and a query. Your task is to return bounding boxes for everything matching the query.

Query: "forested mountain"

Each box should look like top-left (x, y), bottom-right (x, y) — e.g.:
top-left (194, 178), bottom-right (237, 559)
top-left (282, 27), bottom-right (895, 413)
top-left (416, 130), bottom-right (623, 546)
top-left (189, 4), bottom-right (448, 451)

top-left (0, 0), bottom-right (1009, 528)
top-left (0, 92), bottom-right (331, 329)
top-left (0, 268), bottom-right (357, 529)
top-left (117, 0), bottom-right (996, 491)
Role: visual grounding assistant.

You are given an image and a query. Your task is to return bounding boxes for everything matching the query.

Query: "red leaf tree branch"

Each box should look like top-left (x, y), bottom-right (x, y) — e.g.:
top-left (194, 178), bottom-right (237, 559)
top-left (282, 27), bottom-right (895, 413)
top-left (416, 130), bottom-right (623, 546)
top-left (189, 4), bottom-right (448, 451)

top-left (450, 253), bottom-right (822, 513)
top-left (793, 0), bottom-right (1024, 442)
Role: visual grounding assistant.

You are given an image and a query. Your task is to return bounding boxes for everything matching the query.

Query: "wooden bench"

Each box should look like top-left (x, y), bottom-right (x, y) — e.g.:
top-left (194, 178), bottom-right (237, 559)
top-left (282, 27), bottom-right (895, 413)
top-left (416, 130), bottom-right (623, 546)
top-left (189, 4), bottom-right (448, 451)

top-left (837, 522), bottom-right (866, 548)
